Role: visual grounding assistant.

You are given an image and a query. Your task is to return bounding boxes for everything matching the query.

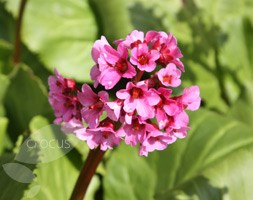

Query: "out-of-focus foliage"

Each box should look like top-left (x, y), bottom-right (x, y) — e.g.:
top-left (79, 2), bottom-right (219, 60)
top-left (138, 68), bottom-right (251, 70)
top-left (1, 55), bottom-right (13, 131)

top-left (0, 0), bottom-right (253, 199)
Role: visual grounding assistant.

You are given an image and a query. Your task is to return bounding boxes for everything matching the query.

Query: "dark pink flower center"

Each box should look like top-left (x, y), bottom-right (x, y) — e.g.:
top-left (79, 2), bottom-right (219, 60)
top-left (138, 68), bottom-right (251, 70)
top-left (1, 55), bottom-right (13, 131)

top-left (115, 59), bottom-right (128, 73)
top-left (64, 78), bottom-right (76, 90)
top-left (156, 96), bottom-right (166, 108)
top-left (56, 81), bottom-right (62, 87)
top-left (159, 45), bottom-right (173, 64)
top-left (149, 136), bottom-right (161, 144)
top-left (132, 118), bottom-right (141, 131)
top-left (100, 118), bottom-right (115, 129)
top-left (89, 100), bottom-right (104, 110)
top-left (102, 131), bottom-right (110, 139)
top-left (130, 40), bottom-right (142, 48)
top-left (138, 55), bottom-right (149, 65)
top-left (130, 87), bottom-right (143, 99)
top-left (162, 75), bottom-right (172, 84)
top-left (64, 98), bottom-right (74, 109)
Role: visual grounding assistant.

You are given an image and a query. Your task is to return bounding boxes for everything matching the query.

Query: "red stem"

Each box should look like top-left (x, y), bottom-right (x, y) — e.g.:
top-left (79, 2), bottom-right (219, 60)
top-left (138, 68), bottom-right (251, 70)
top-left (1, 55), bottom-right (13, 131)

top-left (13, 0), bottom-right (27, 64)
top-left (133, 69), bottom-right (144, 84)
top-left (70, 148), bottom-right (105, 200)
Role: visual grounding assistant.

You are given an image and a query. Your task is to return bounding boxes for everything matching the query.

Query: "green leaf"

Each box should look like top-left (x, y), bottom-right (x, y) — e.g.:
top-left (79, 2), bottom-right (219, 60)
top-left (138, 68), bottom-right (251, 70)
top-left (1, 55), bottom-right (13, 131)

top-left (0, 40), bottom-right (12, 74)
top-left (4, 65), bottom-right (52, 139)
top-left (104, 109), bottom-right (253, 200)
top-left (2, 162), bottom-right (35, 183)
top-left (0, 2), bottom-right (15, 43)
top-left (227, 82), bottom-right (253, 126)
top-left (0, 135), bottom-right (38, 200)
top-left (0, 153), bottom-right (32, 200)
top-left (0, 73), bottom-right (10, 116)
top-left (90, 0), bottom-right (133, 42)
top-left (5, 0), bottom-right (97, 82)
top-left (21, 116), bottom-right (99, 200)
top-left (0, 117), bottom-right (8, 154)
top-left (219, 17), bottom-right (253, 82)
top-left (104, 144), bottom-right (156, 200)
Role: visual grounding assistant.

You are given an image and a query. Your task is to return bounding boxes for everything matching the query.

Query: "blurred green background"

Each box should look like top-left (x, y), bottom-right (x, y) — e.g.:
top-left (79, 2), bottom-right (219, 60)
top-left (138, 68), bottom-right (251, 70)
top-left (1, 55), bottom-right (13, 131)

top-left (0, 0), bottom-right (253, 199)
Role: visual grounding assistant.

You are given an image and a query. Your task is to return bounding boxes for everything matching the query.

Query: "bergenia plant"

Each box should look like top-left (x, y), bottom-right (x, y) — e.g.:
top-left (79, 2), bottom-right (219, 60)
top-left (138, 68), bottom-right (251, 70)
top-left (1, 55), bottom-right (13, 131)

top-left (48, 30), bottom-right (201, 200)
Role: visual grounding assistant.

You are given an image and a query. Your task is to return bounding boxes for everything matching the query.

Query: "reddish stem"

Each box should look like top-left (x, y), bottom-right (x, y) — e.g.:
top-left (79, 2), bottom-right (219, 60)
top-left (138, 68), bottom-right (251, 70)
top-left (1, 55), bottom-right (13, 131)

top-left (133, 69), bottom-right (144, 84)
top-left (70, 148), bottom-right (105, 200)
top-left (13, 0), bottom-right (27, 64)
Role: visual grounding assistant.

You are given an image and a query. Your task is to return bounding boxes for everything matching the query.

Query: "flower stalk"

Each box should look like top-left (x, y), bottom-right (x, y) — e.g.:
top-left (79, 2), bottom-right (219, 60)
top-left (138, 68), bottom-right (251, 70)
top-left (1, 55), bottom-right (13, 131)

top-left (70, 148), bottom-right (105, 200)
top-left (13, 0), bottom-right (27, 64)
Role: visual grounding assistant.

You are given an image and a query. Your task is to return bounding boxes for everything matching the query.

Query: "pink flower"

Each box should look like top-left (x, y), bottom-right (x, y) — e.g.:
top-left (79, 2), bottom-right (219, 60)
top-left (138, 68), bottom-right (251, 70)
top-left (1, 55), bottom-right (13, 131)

top-left (48, 69), bottom-right (81, 124)
top-left (90, 65), bottom-right (101, 88)
top-left (91, 35), bottom-right (137, 89)
top-left (105, 99), bottom-right (123, 121)
top-left (117, 117), bottom-right (146, 146)
top-left (165, 111), bottom-right (189, 133)
top-left (74, 119), bottom-right (121, 151)
top-left (169, 126), bottom-right (190, 139)
top-left (154, 87), bottom-right (180, 129)
top-left (121, 30), bottom-right (144, 48)
top-left (91, 36), bottom-right (110, 63)
top-left (116, 82), bottom-right (160, 119)
top-left (106, 99), bottom-right (135, 124)
top-left (178, 86), bottom-right (201, 111)
top-left (48, 30), bottom-right (201, 156)
top-left (157, 63), bottom-right (182, 87)
top-left (146, 31), bottom-right (184, 71)
top-left (97, 43), bottom-right (136, 89)
top-left (139, 124), bottom-right (175, 156)
top-left (130, 43), bottom-right (160, 72)
top-left (61, 119), bottom-right (83, 133)
top-left (78, 84), bottom-right (108, 128)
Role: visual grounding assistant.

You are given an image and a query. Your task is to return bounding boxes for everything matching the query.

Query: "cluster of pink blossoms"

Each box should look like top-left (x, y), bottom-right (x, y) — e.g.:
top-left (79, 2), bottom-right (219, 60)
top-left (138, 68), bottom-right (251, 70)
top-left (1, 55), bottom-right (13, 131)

top-left (48, 30), bottom-right (201, 156)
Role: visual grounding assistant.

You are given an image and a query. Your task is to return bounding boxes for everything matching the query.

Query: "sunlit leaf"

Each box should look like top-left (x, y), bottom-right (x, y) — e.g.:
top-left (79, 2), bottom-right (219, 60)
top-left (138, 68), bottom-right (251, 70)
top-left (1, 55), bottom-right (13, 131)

top-left (104, 109), bottom-right (253, 200)
top-left (0, 117), bottom-right (8, 154)
top-left (227, 82), bottom-right (253, 126)
top-left (4, 65), bottom-right (52, 138)
top-left (22, 116), bottom-right (100, 200)
top-left (0, 74), bottom-right (10, 116)
top-left (5, 0), bottom-right (97, 82)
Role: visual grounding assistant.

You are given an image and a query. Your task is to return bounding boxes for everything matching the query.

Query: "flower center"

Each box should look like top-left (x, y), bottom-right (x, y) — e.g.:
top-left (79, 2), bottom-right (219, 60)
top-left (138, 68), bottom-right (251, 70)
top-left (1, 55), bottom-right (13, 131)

top-left (64, 98), bottom-right (74, 108)
top-left (138, 55), bottom-right (149, 65)
top-left (156, 98), bottom-right (165, 108)
top-left (132, 118), bottom-right (141, 131)
top-left (115, 59), bottom-right (128, 73)
top-left (162, 75), bottom-right (172, 84)
top-left (56, 81), bottom-right (62, 87)
top-left (64, 78), bottom-right (76, 90)
top-left (102, 131), bottom-right (110, 139)
top-left (130, 87), bottom-right (143, 99)
top-left (89, 100), bottom-right (104, 110)
top-left (130, 40), bottom-right (142, 48)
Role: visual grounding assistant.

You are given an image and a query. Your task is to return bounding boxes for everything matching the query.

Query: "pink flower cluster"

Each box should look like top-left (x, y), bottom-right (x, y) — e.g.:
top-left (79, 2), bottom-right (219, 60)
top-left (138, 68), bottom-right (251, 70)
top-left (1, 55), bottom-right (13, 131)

top-left (48, 30), bottom-right (201, 156)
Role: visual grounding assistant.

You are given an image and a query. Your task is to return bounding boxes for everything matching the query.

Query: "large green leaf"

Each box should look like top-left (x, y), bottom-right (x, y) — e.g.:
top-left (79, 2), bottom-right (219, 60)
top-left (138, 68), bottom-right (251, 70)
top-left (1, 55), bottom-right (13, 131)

top-left (21, 116), bottom-right (99, 200)
top-left (104, 109), bottom-right (253, 200)
top-left (0, 2), bottom-right (15, 43)
top-left (104, 145), bottom-right (156, 200)
top-left (90, 0), bottom-right (133, 42)
top-left (4, 65), bottom-right (52, 138)
top-left (227, 82), bottom-right (253, 126)
top-left (0, 40), bottom-right (12, 74)
top-left (0, 117), bottom-right (8, 154)
top-left (0, 74), bottom-right (10, 116)
top-left (0, 135), bottom-right (38, 200)
top-left (0, 153), bottom-right (33, 200)
top-left (4, 0), bottom-right (97, 82)
top-left (219, 17), bottom-right (253, 82)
